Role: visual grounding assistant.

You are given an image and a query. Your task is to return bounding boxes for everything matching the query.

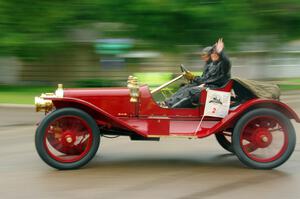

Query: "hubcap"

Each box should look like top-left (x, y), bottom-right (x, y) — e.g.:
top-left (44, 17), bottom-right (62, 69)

top-left (252, 128), bottom-right (273, 148)
top-left (66, 137), bottom-right (72, 143)
top-left (65, 136), bottom-right (73, 143)
top-left (44, 116), bottom-right (93, 163)
top-left (240, 116), bottom-right (288, 163)
top-left (261, 136), bottom-right (268, 143)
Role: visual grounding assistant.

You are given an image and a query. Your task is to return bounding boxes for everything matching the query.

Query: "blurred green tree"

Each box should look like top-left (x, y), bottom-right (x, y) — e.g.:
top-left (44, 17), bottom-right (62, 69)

top-left (0, 0), bottom-right (300, 59)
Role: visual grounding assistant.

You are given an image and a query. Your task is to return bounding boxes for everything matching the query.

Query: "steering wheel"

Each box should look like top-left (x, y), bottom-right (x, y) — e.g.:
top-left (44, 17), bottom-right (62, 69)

top-left (180, 64), bottom-right (194, 83)
top-left (180, 64), bottom-right (189, 73)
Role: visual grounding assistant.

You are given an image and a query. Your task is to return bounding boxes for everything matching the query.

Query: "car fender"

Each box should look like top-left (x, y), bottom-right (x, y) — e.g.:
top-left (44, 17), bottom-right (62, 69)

top-left (45, 97), bottom-right (147, 137)
top-left (202, 98), bottom-right (300, 137)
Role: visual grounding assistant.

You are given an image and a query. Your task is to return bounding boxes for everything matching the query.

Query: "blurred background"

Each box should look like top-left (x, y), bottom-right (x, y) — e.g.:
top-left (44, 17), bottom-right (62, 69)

top-left (1, 0), bottom-right (300, 104)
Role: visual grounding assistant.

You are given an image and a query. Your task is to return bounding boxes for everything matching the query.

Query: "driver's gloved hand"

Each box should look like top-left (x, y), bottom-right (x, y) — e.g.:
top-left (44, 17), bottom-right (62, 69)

top-left (183, 71), bottom-right (195, 81)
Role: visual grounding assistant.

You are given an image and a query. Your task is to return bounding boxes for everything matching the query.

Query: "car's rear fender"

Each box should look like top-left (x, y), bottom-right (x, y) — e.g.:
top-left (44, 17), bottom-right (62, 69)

top-left (202, 99), bottom-right (300, 137)
top-left (47, 97), bottom-right (147, 137)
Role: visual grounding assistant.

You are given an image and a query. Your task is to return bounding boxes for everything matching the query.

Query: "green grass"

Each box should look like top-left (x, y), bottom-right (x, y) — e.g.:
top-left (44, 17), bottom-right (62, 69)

top-left (1, 77), bottom-right (300, 105)
top-left (285, 78), bottom-right (300, 83)
top-left (278, 84), bottom-right (300, 91)
top-left (0, 86), bottom-right (54, 104)
top-left (276, 78), bottom-right (300, 90)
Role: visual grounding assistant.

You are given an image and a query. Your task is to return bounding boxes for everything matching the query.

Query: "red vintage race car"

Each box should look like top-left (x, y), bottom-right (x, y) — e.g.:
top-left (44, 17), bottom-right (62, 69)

top-left (34, 66), bottom-right (299, 170)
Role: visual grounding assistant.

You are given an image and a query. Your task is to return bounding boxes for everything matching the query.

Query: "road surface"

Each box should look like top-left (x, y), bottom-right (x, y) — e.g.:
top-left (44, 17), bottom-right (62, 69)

top-left (0, 94), bottom-right (300, 199)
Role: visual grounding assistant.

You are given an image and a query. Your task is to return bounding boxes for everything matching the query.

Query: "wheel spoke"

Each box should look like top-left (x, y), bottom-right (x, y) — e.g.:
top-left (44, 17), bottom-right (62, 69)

top-left (44, 116), bottom-right (93, 163)
top-left (243, 142), bottom-right (257, 153)
top-left (221, 132), bottom-right (232, 137)
top-left (269, 128), bottom-right (283, 132)
top-left (240, 115), bottom-right (287, 163)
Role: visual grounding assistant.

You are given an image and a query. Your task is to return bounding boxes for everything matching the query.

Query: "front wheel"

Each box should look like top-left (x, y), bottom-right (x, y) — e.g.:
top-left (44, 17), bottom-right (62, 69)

top-left (232, 108), bottom-right (296, 169)
top-left (35, 108), bottom-right (100, 170)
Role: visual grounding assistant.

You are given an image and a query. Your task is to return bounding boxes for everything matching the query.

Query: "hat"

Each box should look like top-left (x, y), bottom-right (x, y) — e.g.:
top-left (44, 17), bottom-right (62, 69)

top-left (199, 46), bottom-right (213, 56)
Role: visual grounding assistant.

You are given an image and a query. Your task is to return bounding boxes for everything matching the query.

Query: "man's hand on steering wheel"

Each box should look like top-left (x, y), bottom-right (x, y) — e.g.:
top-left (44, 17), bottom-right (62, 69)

top-left (180, 64), bottom-right (195, 81)
top-left (184, 71), bottom-right (195, 81)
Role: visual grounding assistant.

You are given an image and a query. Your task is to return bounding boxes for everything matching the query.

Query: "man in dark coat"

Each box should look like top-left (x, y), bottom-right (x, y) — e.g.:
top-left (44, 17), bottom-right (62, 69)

top-left (165, 38), bottom-right (231, 108)
top-left (164, 46), bottom-right (213, 107)
top-left (193, 49), bottom-right (231, 88)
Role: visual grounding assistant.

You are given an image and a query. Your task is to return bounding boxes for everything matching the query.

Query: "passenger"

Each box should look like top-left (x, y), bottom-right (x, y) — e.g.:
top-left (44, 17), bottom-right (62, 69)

top-left (164, 38), bottom-right (231, 108)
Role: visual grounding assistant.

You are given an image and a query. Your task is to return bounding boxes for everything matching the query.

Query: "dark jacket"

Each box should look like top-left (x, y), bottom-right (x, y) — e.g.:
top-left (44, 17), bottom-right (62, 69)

top-left (193, 52), bottom-right (231, 88)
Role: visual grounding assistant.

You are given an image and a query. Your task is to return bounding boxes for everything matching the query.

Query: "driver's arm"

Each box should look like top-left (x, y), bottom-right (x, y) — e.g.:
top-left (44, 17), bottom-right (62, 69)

top-left (192, 76), bottom-right (204, 85)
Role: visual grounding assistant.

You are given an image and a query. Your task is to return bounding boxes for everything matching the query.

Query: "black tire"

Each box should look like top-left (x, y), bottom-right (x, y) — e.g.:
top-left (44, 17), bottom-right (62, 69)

top-left (232, 108), bottom-right (296, 169)
top-left (35, 108), bottom-right (100, 170)
top-left (215, 132), bottom-right (234, 153)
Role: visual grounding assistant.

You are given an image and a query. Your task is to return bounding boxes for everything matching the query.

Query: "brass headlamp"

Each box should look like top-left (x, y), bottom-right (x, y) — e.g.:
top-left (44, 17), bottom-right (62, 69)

top-left (35, 84), bottom-right (64, 113)
top-left (35, 94), bottom-right (54, 113)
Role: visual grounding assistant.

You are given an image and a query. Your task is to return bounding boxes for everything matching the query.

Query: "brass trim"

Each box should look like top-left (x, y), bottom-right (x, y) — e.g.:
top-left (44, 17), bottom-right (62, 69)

top-left (35, 96), bottom-right (54, 113)
top-left (55, 83), bottom-right (64, 98)
top-left (127, 76), bottom-right (140, 103)
top-left (35, 84), bottom-right (64, 113)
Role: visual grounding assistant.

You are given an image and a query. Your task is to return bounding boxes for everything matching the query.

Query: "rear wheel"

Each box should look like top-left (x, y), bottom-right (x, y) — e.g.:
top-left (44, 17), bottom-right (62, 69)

top-left (233, 108), bottom-right (296, 169)
top-left (215, 132), bottom-right (234, 153)
top-left (35, 108), bottom-right (100, 170)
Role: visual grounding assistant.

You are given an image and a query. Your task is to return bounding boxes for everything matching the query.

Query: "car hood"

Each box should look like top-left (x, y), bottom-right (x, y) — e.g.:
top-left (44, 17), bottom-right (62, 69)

top-left (62, 87), bottom-right (135, 117)
top-left (63, 87), bottom-right (130, 98)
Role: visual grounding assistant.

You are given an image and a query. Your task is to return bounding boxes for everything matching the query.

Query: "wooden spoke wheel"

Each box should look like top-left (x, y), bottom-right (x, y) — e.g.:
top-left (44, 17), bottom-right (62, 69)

top-left (233, 108), bottom-right (296, 169)
top-left (35, 108), bottom-right (100, 170)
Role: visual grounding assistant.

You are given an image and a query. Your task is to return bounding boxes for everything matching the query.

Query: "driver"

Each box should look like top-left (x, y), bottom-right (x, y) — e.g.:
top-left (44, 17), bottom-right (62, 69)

top-left (193, 39), bottom-right (231, 89)
top-left (164, 38), bottom-right (231, 108)
top-left (162, 46), bottom-right (213, 108)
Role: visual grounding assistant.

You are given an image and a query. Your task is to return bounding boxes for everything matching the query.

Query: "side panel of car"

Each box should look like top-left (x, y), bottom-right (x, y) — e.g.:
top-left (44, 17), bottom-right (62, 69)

top-left (120, 117), bottom-right (219, 137)
top-left (136, 85), bottom-right (204, 136)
